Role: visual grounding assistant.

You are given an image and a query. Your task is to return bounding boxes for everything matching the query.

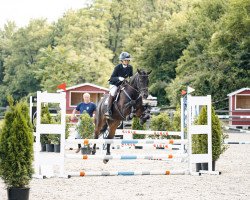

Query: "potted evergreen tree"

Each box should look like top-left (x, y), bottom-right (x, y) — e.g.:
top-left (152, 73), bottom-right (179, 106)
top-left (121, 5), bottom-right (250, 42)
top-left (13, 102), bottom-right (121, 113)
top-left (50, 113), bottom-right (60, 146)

top-left (53, 115), bottom-right (71, 152)
top-left (0, 97), bottom-right (34, 200)
top-left (192, 106), bottom-right (228, 171)
top-left (41, 105), bottom-right (54, 152)
top-left (51, 134), bottom-right (61, 153)
top-left (76, 112), bottom-right (94, 154)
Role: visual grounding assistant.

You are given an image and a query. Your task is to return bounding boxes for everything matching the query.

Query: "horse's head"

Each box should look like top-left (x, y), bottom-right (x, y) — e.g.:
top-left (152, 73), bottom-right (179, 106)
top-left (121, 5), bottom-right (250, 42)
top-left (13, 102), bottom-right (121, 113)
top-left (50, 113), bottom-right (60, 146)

top-left (131, 69), bottom-right (151, 99)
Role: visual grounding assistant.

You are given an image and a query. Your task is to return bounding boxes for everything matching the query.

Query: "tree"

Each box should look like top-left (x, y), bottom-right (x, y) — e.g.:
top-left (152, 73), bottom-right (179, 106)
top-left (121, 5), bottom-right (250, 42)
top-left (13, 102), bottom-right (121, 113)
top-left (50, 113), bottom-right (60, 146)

top-left (0, 97), bottom-right (34, 188)
top-left (0, 20), bottom-right (53, 105)
top-left (36, 3), bottom-right (114, 91)
top-left (166, 0), bottom-right (228, 107)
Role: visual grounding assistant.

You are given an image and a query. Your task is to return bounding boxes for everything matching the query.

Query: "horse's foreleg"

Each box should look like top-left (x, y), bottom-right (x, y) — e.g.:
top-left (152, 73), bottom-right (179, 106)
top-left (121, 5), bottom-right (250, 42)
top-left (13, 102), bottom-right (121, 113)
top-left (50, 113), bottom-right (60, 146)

top-left (103, 123), bottom-right (119, 164)
top-left (92, 130), bottom-right (99, 155)
top-left (103, 135), bottom-right (112, 164)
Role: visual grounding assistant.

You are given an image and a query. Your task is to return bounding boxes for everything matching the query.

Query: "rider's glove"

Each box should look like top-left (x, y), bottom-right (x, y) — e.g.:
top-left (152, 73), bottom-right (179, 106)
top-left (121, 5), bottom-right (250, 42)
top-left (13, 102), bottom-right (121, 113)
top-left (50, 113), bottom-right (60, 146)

top-left (118, 77), bottom-right (125, 81)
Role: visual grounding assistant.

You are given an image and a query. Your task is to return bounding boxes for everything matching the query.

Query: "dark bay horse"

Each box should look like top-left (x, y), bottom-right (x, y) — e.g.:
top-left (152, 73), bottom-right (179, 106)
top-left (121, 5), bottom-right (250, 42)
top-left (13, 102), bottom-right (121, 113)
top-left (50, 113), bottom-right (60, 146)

top-left (93, 69), bottom-right (151, 163)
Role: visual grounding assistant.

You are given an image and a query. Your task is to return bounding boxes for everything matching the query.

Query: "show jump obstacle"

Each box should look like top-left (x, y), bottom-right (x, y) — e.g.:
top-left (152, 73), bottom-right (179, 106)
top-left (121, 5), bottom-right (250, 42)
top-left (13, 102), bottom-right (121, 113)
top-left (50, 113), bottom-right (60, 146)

top-left (34, 91), bottom-right (66, 178)
top-left (33, 91), bottom-right (220, 178)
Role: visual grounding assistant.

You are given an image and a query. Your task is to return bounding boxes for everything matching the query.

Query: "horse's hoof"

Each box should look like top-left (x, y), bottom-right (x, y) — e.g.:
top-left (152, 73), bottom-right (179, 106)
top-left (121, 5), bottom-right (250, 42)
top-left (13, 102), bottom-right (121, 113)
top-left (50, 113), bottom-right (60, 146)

top-left (91, 150), bottom-right (96, 155)
top-left (103, 159), bottom-right (109, 164)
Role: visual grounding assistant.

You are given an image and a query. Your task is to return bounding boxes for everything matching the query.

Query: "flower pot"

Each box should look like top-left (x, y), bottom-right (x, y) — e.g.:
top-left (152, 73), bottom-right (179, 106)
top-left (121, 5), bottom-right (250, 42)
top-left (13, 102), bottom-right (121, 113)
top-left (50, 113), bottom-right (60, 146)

top-left (7, 187), bottom-right (30, 200)
top-left (40, 143), bottom-right (46, 152)
top-left (81, 146), bottom-right (92, 155)
top-left (135, 145), bottom-right (143, 149)
top-left (201, 161), bottom-right (216, 171)
top-left (54, 144), bottom-right (60, 153)
top-left (196, 163), bottom-right (202, 172)
top-left (45, 144), bottom-right (54, 152)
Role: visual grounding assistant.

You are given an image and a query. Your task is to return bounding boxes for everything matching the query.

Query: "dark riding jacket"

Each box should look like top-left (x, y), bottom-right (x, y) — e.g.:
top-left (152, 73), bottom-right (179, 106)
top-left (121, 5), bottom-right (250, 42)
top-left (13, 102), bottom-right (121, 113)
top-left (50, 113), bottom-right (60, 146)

top-left (109, 64), bottom-right (133, 86)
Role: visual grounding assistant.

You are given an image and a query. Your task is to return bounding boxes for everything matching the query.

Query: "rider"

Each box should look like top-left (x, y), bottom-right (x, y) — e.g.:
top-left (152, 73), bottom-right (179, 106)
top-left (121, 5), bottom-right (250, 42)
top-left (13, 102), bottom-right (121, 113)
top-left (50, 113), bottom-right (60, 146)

top-left (104, 52), bottom-right (133, 118)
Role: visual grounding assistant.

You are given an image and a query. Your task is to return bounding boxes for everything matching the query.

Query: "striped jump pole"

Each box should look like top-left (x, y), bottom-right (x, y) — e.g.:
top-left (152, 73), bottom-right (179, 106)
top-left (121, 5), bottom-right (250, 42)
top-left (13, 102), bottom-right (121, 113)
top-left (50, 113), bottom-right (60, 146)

top-left (223, 126), bottom-right (250, 134)
top-left (224, 141), bottom-right (250, 144)
top-left (69, 170), bottom-right (189, 177)
top-left (65, 153), bottom-right (188, 160)
top-left (109, 143), bottom-right (182, 150)
top-left (119, 129), bottom-right (182, 136)
top-left (66, 138), bottom-right (188, 145)
top-left (219, 115), bottom-right (250, 119)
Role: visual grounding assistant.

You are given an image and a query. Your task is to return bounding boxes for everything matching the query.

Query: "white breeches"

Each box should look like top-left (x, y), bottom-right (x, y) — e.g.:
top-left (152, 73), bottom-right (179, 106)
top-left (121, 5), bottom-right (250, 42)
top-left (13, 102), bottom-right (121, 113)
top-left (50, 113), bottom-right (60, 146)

top-left (109, 85), bottom-right (117, 96)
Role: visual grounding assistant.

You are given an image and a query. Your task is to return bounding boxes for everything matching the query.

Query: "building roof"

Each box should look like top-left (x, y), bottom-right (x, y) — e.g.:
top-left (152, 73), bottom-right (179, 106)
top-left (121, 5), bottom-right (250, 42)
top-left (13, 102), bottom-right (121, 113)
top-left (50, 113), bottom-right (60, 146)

top-left (227, 88), bottom-right (250, 96)
top-left (57, 82), bottom-right (109, 92)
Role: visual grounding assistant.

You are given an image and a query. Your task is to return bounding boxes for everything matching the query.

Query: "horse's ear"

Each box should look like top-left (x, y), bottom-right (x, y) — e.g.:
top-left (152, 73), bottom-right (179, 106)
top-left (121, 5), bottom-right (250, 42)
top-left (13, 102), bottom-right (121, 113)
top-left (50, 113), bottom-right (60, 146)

top-left (147, 70), bottom-right (152, 75)
top-left (137, 69), bottom-right (142, 74)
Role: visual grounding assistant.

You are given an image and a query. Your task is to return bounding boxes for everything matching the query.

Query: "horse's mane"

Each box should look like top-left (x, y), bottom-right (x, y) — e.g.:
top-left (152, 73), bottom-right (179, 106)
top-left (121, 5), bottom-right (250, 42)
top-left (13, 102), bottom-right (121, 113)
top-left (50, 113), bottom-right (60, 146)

top-left (128, 72), bottom-right (138, 86)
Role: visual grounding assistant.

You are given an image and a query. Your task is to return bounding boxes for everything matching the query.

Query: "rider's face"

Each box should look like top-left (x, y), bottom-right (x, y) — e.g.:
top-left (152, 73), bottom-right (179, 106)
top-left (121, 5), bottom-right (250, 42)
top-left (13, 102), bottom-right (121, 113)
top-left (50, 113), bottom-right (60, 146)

top-left (122, 60), bottom-right (130, 65)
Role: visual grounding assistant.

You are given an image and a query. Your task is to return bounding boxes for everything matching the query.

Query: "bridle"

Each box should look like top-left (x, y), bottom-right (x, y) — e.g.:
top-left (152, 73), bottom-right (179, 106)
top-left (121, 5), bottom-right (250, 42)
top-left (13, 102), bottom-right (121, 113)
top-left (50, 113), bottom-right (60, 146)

top-left (129, 73), bottom-right (149, 97)
top-left (113, 72), bottom-right (149, 119)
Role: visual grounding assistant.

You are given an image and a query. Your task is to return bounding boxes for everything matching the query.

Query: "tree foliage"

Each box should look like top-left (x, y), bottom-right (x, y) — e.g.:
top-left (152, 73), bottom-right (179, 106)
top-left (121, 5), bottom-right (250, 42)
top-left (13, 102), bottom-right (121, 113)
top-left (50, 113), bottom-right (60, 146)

top-left (0, 97), bottom-right (34, 187)
top-left (0, 0), bottom-right (249, 108)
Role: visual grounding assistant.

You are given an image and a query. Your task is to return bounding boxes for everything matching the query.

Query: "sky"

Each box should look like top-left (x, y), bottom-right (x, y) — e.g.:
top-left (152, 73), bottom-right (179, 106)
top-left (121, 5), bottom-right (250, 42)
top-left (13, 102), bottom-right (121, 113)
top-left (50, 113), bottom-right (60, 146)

top-left (0, 0), bottom-right (90, 29)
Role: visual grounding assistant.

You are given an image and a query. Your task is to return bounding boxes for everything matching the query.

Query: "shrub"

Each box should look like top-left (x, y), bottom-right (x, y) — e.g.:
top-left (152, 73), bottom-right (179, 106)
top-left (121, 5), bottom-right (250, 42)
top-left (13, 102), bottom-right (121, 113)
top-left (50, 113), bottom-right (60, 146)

top-left (0, 97), bottom-right (34, 188)
top-left (172, 105), bottom-right (181, 131)
top-left (192, 106), bottom-right (228, 161)
top-left (76, 112), bottom-right (94, 143)
top-left (150, 112), bottom-right (172, 139)
top-left (132, 117), bottom-right (146, 139)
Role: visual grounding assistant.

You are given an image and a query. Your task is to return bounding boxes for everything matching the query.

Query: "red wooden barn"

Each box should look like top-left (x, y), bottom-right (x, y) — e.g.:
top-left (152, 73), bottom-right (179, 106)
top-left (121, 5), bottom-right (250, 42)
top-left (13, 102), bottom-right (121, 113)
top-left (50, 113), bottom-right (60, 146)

top-left (58, 83), bottom-right (109, 114)
top-left (227, 88), bottom-right (250, 128)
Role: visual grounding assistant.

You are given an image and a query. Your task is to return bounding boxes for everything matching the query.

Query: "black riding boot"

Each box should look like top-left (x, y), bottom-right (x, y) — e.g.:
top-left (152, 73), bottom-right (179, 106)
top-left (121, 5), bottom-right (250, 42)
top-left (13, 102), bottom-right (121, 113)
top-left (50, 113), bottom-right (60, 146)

top-left (104, 96), bottom-right (114, 119)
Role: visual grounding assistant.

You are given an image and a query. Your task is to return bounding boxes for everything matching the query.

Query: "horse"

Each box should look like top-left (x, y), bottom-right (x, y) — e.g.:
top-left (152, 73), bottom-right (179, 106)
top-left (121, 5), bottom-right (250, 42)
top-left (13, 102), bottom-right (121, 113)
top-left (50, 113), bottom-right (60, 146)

top-left (92, 69), bottom-right (151, 163)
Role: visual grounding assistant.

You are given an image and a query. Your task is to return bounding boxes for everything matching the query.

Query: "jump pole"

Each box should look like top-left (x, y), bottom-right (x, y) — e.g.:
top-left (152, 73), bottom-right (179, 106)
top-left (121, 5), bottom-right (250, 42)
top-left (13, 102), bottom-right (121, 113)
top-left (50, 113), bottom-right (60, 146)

top-left (68, 170), bottom-right (189, 177)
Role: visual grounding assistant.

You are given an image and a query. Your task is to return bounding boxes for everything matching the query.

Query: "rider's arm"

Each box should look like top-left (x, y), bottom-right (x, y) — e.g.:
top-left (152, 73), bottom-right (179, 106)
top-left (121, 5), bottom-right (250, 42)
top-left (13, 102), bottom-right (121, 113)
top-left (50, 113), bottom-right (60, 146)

top-left (109, 65), bottom-right (121, 83)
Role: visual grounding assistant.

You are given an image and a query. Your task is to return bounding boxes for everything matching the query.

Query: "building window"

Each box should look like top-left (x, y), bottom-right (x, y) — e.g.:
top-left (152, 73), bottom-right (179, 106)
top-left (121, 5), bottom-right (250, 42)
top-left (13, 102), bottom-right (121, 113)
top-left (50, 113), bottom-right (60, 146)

top-left (236, 95), bottom-right (250, 109)
top-left (71, 92), bottom-right (83, 106)
top-left (70, 92), bottom-right (100, 106)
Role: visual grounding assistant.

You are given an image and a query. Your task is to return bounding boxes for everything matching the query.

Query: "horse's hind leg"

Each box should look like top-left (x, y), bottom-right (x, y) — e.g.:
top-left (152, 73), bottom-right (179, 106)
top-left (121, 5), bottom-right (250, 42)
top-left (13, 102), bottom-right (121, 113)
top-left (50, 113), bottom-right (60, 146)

top-left (91, 130), bottom-right (99, 155)
top-left (92, 119), bottom-right (108, 155)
